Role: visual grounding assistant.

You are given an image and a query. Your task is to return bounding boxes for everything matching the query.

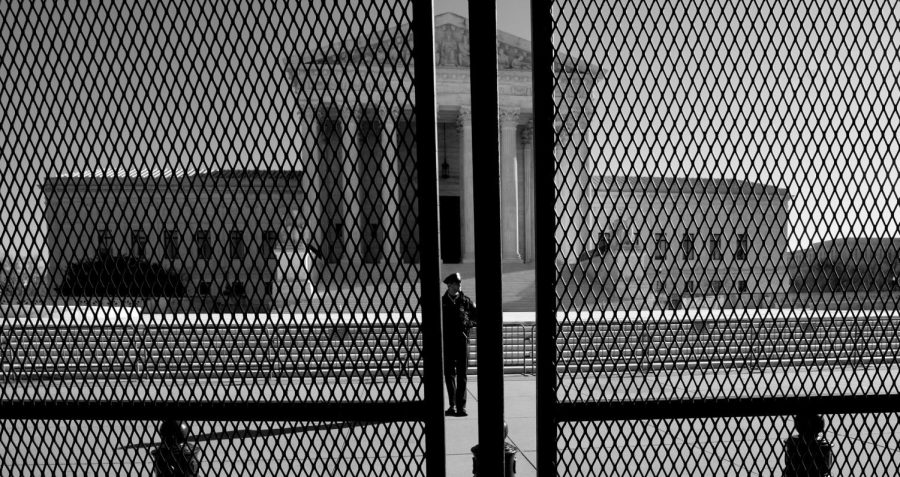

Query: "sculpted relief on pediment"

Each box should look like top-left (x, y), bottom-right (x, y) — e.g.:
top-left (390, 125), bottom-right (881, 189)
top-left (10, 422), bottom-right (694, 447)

top-left (302, 23), bottom-right (532, 71)
top-left (435, 24), bottom-right (532, 70)
top-left (310, 39), bottom-right (410, 67)
top-left (434, 24), bottom-right (469, 68)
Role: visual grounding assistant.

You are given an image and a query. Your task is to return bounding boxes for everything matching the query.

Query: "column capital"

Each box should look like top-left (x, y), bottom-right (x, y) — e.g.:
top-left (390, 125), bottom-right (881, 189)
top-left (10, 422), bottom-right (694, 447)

top-left (499, 107), bottom-right (520, 127)
top-left (320, 114), bottom-right (337, 136)
top-left (555, 116), bottom-right (588, 130)
top-left (360, 116), bottom-right (378, 135)
top-left (340, 105), bottom-right (363, 124)
top-left (377, 105), bottom-right (404, 119)
top-left (554, 118), bottom-right (581, 141)
top-left (456, 106), bottom-right (472, 131)
top-left (520, 119), bottom-right (534, 144)
top-left (315, 106), bottom-right (330, 122)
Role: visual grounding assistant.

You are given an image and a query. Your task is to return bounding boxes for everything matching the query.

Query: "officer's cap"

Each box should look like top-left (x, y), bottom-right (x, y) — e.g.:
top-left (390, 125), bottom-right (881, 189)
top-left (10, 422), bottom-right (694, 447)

top-left (159, 420), bottom-right (189, 444)
top-left (443, 272), bottom-right (462, 284)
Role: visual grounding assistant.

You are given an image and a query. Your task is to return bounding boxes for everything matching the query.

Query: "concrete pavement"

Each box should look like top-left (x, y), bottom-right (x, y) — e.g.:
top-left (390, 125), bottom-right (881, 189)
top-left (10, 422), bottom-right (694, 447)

top-left (445, 375), bottom-right (537, 477)
top-left (5, 370), bottom-right (900, 475)
top-left (442, 370), bottom-right (900, 477)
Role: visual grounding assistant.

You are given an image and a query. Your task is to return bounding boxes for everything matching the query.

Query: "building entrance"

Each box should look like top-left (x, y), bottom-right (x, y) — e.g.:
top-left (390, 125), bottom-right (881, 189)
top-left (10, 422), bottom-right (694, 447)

top-left (439, 196), bottom-right (461, 263)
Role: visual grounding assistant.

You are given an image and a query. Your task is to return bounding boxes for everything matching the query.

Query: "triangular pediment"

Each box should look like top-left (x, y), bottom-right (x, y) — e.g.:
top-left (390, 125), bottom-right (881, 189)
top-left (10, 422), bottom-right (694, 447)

top-left (296, 22), bottom-right (410, 68)
top-left (433, 13), bottom-right (532, 70)
top-left (295, 12), bottom-right (533, 71)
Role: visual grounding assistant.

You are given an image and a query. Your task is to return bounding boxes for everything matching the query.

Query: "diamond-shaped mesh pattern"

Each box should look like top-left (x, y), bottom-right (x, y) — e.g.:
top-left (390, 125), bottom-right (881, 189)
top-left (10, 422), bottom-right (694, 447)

top-left (1, 1), bottom-right (435, 473)
top-left (1, 0), bottom-right (424, 403)
top-left (559, 414), bottom-right (900, 476)
top-left (1, 420), bottom-right (425, 475)
top-left (545, 0), bottom-right (900, 474)
top-left (551, 0), bottom-right (900, 402)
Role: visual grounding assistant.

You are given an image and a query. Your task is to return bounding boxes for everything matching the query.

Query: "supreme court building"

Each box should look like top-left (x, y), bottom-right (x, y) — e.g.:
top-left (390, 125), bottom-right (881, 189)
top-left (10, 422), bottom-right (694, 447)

top-left (286, 12), bottom-right (604, 265)
top-left (40, 13), bottom-right (603, 309)
top-left (41, 13), bottom-right (792, 308)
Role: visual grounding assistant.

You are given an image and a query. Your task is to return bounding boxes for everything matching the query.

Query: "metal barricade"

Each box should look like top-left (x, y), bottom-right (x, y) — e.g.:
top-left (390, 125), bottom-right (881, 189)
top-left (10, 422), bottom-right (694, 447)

top-left (0, 1), bottom-right (446, 474)
top-left (530, 0), bottom-right (900, 474)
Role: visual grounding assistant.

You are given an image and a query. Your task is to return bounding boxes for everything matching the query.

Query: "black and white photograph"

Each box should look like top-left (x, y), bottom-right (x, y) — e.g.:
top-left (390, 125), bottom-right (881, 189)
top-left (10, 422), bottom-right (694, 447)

top-left (2, 0), bottom-right (900, 475)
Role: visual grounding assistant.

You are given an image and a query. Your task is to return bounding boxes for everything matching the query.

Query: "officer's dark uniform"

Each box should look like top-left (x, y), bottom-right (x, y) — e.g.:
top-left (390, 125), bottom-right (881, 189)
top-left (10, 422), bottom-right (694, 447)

top-left (441, 272), bottom-right (477, 416)
top-left (152, 420), bottom-right (201, 477)
top-left (783, 414), bottom-right (833, 477)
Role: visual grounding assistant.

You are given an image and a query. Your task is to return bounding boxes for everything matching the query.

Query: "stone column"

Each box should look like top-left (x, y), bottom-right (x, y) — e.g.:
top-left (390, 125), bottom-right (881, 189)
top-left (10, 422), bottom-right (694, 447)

top-left (555, 117), bottom-right (584, 264)
top-left (282, 206), bottom-right (314, 299)
top-left (521, 120), bottom-right (534, 262)
top-left (499, 108), bottom-right (521, 261)
top-left (380, 106), bottom-right (402, 264)
top-left (570, 118), bottom-right (588, 262)
top-left (579, 116), bottom-right (595, 253)
top-left (341, 107), bottom-right (361, 264)
top-left (300, 106), bottom-right (324, 251)
top-left (575, 118), bottom-right (592, 255)
top-left (457, 106), bottom-right (475, 263)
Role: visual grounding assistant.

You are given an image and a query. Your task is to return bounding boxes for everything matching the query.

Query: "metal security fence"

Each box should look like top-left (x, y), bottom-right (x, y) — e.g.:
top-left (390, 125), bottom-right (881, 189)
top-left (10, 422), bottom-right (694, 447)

top-left (532, 0), bottom-right (900, 475)
top-left (0, 1), bottom-right (445, 475)
top-left (560, 413), bottom-right (900, 476)
top-left (1, 419), bottom-right (425, 475)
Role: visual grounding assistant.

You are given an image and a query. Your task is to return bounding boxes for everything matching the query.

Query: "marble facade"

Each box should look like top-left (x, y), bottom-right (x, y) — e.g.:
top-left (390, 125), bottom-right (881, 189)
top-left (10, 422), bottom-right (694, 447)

top-left (40, 13), bottom-right (794, 310)
top-left (287, 12), bottom-right (603, 264)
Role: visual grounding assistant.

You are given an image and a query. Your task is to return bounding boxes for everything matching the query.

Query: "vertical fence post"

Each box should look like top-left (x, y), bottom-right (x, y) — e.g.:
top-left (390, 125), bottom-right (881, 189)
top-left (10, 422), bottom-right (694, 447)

top-left (411, 1), bottom-right (446, 475)
top-left (467, 0), bottom-right (506, 475)
top-left (530, 0), bottom-right (559, 475)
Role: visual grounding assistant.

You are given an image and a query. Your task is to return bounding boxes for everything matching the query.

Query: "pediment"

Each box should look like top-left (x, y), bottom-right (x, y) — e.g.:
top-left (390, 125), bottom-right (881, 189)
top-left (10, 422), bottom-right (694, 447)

top-left (304, 29), bottom-right (409, 68)
top-left (294, 13), bottom-right (533, 71)
top-left (434, 22), bottom-right (532, 70)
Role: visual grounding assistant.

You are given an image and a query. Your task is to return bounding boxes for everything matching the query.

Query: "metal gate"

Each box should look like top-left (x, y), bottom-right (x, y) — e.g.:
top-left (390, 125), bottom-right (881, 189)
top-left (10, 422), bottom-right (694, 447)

top-left (532, 1), bottom-right (900, 475)
top-left (0, 1), bottom-right (446, 475)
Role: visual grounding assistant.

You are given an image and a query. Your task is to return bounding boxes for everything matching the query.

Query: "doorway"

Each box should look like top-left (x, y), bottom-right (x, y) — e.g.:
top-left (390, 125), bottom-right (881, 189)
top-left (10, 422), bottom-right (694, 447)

top-left (439, 196), bottom-right (461, 263)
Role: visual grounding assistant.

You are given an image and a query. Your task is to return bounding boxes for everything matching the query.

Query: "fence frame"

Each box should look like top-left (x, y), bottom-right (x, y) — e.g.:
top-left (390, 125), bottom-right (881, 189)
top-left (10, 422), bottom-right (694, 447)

top-left (0, 2), bottom-right (447, 475)
top-left (468, 0), bottom-right (509, 474)
top-left (528, 1), bottom-right (900, 476)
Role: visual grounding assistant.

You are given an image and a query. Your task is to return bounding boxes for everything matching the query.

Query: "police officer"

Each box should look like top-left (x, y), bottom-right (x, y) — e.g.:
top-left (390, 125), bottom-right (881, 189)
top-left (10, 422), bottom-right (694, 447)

top-left (152, 420), bottom-right (201, 477)
top-left (442, 272), bottom-right (477, 417)
top-left (783, 414), bottom-right (833, 477)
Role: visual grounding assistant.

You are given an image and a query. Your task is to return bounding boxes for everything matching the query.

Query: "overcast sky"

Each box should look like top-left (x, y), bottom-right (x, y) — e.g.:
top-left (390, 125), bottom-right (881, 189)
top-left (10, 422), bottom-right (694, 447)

top-left (2, 0), bottom-right (899, 260)
top-left (584, 1), bottom-right (900, 250)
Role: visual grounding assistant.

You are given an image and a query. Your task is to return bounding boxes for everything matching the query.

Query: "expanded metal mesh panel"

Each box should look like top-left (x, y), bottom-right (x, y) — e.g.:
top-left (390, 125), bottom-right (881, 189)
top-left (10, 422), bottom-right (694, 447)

top-left (551, 0), bottom-right (900, 405)
top-left (1, 1), bottom-right (427, 404)
top-left (1, 420), bottom-right (425, 476)
top-left (555, 309), bottom-right (900, 402)
top-left (559, 414), bottom-right (900, 476)
top-left (1, 1), bottom-right (436, 474)
top-left (2, 322), bottom-right (422, 402)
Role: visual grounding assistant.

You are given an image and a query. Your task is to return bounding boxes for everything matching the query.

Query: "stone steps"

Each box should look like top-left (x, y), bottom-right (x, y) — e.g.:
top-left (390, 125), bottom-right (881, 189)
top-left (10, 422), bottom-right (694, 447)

top-left (4, 316), bottom-right (899, 379)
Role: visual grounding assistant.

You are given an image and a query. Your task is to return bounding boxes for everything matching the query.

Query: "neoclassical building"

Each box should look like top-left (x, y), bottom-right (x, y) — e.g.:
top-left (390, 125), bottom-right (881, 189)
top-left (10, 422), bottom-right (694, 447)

top-left (39, 13), bottom-right (604, 310)
top-left (580, 176), bottom-right (794, 304)
top-left (42, 168), bottom-right (316, 309)
top-left (41, 14), bottom-right (795, 310)
top-left (285, 12), bottom-right (603, 264)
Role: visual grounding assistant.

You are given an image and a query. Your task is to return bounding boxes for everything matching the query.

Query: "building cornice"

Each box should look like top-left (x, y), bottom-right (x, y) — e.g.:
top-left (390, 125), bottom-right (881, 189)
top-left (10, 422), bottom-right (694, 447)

top-left (43, 178), bottom-right (306, 196)
top-left (591, 188), bottom-right (792, 201)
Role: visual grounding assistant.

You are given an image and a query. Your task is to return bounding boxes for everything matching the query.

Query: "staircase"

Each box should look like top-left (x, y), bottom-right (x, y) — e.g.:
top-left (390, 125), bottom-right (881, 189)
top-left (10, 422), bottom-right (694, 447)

top-left (4, 312), bottom-right (898, 379)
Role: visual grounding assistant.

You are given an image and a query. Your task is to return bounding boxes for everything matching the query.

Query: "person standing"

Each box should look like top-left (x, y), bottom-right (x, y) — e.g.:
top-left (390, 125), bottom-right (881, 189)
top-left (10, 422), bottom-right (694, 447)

top-left (441, 272), bottom-right (477, 417)
top-left (783, 414), bottom-right (833, 477)
top-left (152, 420), bottom-right (201, 476)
